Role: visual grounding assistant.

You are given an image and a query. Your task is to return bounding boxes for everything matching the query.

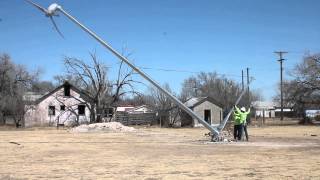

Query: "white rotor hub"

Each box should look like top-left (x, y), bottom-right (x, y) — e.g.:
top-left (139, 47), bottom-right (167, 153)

top-left (47, 3), bottom-right (61, 15)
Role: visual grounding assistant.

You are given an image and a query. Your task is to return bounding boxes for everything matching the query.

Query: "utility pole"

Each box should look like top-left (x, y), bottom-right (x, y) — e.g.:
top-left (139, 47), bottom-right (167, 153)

top-left (193, 81), bottom-right (198, 97)
top-left (246, 68), bottom-right (250, 124)
top-left (241, 70), bottom-right (244, 90)
top-left (246, 68), bottom-right (250, 105)
top-left (274, 51), bottom-right (288, 121)
top-left (223, 78), bottom-right (228, 102)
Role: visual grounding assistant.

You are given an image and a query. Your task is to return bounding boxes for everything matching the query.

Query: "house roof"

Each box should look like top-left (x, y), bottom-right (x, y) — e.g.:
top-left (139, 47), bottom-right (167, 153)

top-left (184, 96), bottom-right (223, 108)
top-left (34, 81), bottom-right (93, 105)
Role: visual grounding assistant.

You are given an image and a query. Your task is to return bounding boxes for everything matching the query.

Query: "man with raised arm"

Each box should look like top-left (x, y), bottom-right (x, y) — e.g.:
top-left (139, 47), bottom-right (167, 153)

top-left (234, 106), bottom-right (251, 141)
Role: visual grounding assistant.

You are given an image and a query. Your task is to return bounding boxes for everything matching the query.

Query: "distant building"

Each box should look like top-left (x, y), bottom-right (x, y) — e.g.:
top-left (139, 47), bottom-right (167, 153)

top-left (182, 97), bottom-right (223, 127)
top-left (115, 106), bottom-right (135, 112)
top-left (252, 101), bottom-right (277, 118)
top-left (305, 110), bottom-right (320, 118)
top-left (24, 81), bottom-right (92, 127)
top-left (274, 107), bottom-right (295, 117)
top-left (127, 105), bottom-right (153, 114)
top-left (252, 101), bottom-right (295, 118)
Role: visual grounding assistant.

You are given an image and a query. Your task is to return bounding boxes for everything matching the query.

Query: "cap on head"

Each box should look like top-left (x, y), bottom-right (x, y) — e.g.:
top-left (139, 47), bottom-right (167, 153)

top-left (241, 107), bottom-right (246, 112)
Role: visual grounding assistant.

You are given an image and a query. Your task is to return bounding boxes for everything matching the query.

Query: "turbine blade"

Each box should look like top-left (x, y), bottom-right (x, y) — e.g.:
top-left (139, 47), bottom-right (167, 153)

top-left (49, 16), bottom-right (65, 39)
top-left (25, 0), bottom-right (48, 14)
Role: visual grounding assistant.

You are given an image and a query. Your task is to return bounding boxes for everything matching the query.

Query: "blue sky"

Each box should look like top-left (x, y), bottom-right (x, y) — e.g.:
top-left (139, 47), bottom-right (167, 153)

top-left (1, 0), bottom-right (319, 100)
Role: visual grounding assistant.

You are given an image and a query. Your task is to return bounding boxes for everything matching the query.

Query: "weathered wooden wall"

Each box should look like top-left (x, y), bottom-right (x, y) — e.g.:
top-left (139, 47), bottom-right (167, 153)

top-left (115, 112), bottom-right (156, 125)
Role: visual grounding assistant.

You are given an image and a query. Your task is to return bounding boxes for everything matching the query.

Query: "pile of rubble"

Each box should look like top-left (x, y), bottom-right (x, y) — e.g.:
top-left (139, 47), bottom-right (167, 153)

top-left (71, 122), bottom-right (136, 133)
top-left (205, 130), bottom-right (234, 142)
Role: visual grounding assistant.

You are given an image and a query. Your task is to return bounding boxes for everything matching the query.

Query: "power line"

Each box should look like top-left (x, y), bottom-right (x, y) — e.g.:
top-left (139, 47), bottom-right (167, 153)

top-left (108, 62), bottom-right (247, 78)
top-left (138, 66), bottom-right (248, 78)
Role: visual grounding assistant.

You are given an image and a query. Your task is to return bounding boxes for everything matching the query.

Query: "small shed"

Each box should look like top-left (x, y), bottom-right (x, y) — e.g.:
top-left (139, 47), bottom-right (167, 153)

top-left (182, 97), bottom-right (223, 127)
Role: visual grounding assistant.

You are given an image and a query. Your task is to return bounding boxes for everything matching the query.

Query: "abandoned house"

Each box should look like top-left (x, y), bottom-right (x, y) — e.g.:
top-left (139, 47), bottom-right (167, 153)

top-left (24, 81), bottom-right (92, 127)
top-left (181, 97), bottom-right (223, 127)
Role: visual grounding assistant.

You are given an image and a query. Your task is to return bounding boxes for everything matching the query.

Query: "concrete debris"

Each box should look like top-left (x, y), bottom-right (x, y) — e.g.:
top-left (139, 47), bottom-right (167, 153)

top-left (205, 130), bottom-right (233, 142)
top-left (71, 122), bottom-right (136, 133)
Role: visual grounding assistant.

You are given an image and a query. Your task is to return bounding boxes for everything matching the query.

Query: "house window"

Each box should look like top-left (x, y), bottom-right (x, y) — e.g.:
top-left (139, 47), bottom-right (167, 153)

top-left (64, 85), bottom-right (70, 96)
top-left (78, 105), bottom-right (85, 115)
top-left (60, 105), bottom-right (65, 111)
top-left (48, 106), bottom-right (55, 116)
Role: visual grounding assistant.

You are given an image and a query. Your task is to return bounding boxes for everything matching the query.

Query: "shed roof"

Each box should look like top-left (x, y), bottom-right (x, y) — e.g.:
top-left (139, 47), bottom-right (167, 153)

top-left (184, 96), bottom-right (223, 108)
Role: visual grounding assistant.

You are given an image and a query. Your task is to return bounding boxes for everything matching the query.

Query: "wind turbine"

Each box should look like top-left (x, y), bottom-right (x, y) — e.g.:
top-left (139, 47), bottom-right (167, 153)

top-left (26, 1), bottom-right (247, 141)
top-left (26, 0), bottom-right (64, 38)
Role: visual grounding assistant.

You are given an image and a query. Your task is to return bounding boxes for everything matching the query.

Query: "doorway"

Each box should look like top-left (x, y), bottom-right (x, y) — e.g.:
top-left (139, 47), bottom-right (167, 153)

top-left (204, 110), bottom-right (211, 124)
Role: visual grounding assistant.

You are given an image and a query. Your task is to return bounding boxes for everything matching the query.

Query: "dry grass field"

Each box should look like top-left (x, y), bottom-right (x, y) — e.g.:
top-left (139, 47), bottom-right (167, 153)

top-left (0, 124), bottom-right (319, 180)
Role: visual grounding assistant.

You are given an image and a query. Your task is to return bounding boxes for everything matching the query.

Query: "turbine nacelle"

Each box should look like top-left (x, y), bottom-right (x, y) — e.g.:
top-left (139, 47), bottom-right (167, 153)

top-left (47, 3), bottom-right (61, 16)
top-left (26, 0), bottom-right (64, 38)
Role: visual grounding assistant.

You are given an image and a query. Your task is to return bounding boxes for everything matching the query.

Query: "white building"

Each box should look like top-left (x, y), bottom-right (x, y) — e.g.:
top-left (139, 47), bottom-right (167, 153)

top-left (305, 110), bottom-right (320, 118)
top-left (24, 82), bottom-right (92, 127)
top-left (183, 97), bottom-right (223, 127)
top-left (252, 101), bottom-right (277, 118)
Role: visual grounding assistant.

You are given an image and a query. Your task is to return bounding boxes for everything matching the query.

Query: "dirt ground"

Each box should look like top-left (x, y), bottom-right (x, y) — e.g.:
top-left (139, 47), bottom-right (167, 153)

top-left (0, 124), bottom-right (319, 180)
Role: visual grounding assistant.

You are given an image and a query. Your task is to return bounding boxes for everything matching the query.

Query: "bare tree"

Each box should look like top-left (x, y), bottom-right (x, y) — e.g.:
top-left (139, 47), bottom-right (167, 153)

top-left (52, 88), bottom-right (90, 126)
top-left (144, 83), bottom-right (180, 127)
top-left (0, 54), bottom-right (39, 127)
top-left (62, 53), bottom-right (109, 123)
top-left (293, 54), bottom-right (320, 91)
top-left (54, 74), bottom-right (86, 89)
top-left (109, 60), bottom-right (142, 105)
top-left (61, 51), bottom-right (141, 123)
top-left (181, 72), bottom-right (258, 110)
top-left (30, 80), bottom-right (55, 94)
top-left (274, 53), bottom-right (320, 123)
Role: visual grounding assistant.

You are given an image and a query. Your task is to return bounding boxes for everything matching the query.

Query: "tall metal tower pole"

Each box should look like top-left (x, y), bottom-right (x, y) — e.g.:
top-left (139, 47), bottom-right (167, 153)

top-left (241, 70), bottom-right (244, 90)
top-left (246, 68), bottom-right (250, 124)
top-left (274, 51), bottom-right (287, 121)
top-left (246, 68), bottom-right (250, 106)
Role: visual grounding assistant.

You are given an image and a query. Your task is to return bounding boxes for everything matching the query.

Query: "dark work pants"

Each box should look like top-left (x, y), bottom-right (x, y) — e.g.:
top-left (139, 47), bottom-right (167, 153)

top-left (234, 124), bottom-right (243, 140)
top-left (243, 124), bottom-right (249, 141)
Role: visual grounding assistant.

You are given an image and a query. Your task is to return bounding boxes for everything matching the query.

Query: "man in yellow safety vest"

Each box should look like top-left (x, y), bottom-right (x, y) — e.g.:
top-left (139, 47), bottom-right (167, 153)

top-left (234, 106), bottom-right (250, 141)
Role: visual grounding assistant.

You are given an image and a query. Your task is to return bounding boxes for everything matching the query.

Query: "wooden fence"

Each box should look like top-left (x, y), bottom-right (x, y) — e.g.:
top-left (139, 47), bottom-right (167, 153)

top-left (115, 112), bottom-right (156, 125)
